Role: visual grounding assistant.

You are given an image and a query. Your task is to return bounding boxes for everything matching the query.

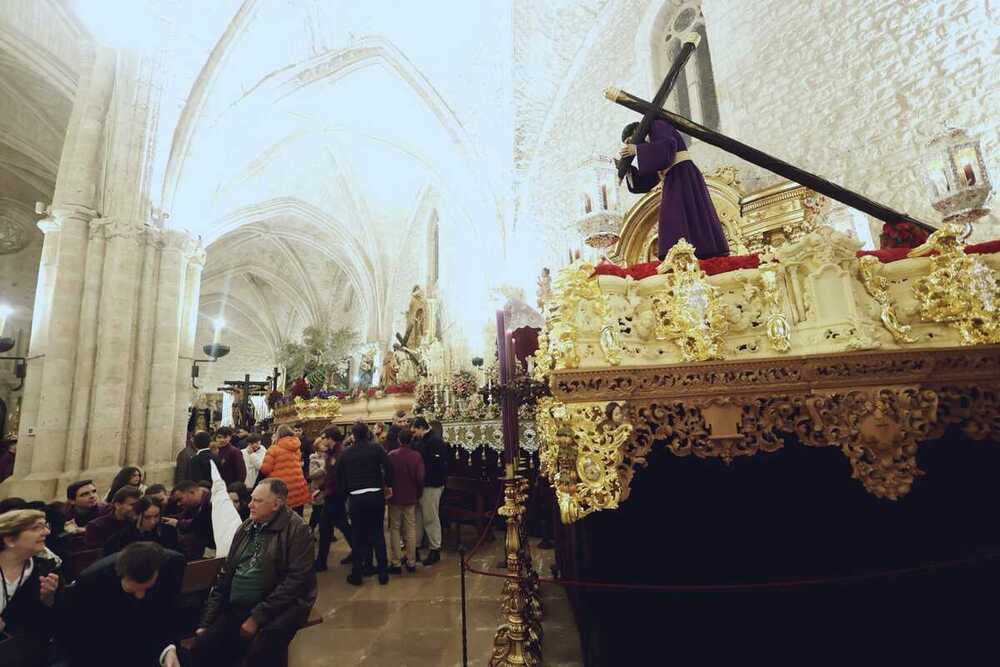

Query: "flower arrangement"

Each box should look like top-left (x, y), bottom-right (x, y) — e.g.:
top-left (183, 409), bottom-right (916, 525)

top-left (385, 381), bottom-right (416, 395)
top-left (880, 221), bottom-right (929, 249)
top-left (450, 369), bottom-right (478, 398)
top-left (289, 377), bottom-right (311, 400)
top-left (414, 380), bottom-right (436, 413)
top-left (266, 390), bottom-right (285, 409)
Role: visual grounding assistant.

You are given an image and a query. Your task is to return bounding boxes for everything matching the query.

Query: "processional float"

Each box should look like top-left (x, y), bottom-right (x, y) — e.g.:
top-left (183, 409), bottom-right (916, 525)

top-left (488, 32), bottom-right (999, 667)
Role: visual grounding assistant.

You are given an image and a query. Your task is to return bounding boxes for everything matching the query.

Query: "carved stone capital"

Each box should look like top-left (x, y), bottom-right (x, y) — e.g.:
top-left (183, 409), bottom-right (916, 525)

top-left (36, 218), bottom-right (61, 235)
top-left (88, 218), bottom-right (151, 244)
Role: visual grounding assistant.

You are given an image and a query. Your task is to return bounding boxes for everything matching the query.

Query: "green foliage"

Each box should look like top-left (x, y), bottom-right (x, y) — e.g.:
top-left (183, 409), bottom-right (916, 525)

top-left (277, 324), bottom-right (359, 390)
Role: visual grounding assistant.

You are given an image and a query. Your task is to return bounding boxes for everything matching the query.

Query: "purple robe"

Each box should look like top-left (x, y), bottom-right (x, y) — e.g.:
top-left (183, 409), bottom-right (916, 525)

top-left (627, 119), bottom-right (730, 260)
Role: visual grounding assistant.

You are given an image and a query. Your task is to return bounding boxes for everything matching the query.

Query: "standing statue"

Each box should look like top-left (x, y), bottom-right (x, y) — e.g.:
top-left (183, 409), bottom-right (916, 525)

top-left (406, 285), bottom-right (429, 346)
top-left (358, 348), bottom-right (376, 389)
top-left (380, 350), bottom-right (398, 387)
top-left (537, 267), bottom-right (552, 310)
top-left (619, 120), bottom-right (730, 260)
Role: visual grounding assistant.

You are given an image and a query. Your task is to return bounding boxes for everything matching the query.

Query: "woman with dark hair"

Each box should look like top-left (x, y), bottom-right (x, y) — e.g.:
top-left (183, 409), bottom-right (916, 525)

top-left (0, 509), bottom-right (60, 667)
top-left (226, 482), bottom-right (251, 521)
top-left (102, 496), bottom-right (179, 556)
top-left (105, 466), bottom-right (144, 502)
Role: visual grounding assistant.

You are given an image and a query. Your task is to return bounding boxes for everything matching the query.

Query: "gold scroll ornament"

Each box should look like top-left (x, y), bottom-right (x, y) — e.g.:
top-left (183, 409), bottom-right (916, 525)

top-left (857, 255), bottom-right (917, 343)
top-left (651, 239), bottom-right (729, 361)
top-left (533, 259), bottom-right (621, 382)
top-left (537, 398), bottom-right (634, 524)
top-left (909, 222), bottom-right (1000, 345)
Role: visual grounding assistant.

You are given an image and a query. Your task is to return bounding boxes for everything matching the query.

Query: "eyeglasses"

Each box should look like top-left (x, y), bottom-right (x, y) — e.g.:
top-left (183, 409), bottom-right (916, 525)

top-left (28, 521), bottom-right (50, 532)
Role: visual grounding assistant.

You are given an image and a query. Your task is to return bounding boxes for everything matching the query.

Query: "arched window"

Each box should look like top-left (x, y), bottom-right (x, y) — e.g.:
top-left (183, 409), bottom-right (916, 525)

top-left (654, 3), bottom-right (720, 132)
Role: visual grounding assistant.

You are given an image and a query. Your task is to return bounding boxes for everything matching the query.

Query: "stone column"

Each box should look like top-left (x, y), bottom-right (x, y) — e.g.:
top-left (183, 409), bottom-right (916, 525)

top-left (63, 218), bottom-right (107, 474)
top-left (171, 244), bottom-right (205, 466)
top-left (143, 231), bottom-right (193, 482)
top-left (126, 228), bottom-right (161, 466)
top-left (83, 219), bottom-right (146, 473)
top-left (11, 218), bottom-right (61, 479)
top-left (0, 44), bottom-right (204, 499)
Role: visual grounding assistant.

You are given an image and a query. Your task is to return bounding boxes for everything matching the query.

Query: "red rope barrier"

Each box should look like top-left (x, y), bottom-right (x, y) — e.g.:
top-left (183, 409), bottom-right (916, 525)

top-left (460, 493), bottom-right (1000, 593)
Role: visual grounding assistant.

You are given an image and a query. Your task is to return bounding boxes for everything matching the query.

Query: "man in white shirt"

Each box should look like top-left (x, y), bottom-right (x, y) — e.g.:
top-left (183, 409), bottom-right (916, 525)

top-left (241, 434), bottom-right (266, 489)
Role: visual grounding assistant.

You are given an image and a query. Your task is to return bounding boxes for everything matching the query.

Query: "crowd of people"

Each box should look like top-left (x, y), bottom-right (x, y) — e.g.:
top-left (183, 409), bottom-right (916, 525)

top-left (0, 411), bottom-right (453, 666)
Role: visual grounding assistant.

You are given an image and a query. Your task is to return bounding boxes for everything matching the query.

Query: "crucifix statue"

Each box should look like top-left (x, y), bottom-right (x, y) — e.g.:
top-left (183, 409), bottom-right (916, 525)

top-left (220, 373), bottom-right (272, 431)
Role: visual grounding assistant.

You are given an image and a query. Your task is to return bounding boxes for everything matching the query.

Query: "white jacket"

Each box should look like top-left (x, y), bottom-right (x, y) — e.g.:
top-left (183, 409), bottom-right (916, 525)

top-left (242, 445), bottom-right (266, 488)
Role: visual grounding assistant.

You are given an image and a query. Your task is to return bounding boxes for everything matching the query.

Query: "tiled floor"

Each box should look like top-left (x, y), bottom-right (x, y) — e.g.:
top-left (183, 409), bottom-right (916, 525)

top-left (289, 528), bottom-right (583, 666)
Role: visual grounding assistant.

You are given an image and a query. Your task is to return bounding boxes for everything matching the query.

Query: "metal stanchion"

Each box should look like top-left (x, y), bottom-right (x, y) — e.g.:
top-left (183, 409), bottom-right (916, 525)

top-left (459, 544), bottom-right (469, 667)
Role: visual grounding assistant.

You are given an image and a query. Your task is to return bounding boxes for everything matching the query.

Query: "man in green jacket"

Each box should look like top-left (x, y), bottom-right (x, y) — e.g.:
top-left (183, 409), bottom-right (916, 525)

top-left (189, 478), bottom-right (317, 667)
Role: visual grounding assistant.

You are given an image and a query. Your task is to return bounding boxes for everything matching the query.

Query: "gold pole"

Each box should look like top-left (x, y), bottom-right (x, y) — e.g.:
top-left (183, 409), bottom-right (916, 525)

top-left (489, 460), bottom-right (542, 666)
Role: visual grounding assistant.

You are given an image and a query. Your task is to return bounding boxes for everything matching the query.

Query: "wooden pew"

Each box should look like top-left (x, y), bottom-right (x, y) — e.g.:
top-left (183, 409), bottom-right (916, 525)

top-left (440, 476), bottom-right (501, 548)
top-left (180, 556), bottom-right (226, 594)
top-left (178, 556), bottom-right (323, 665)
top-left (64, 548), bottom-right (103, 581)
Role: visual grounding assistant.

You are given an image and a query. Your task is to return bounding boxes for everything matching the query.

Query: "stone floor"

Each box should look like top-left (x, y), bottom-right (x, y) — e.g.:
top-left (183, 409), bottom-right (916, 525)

top-left (289, 527), bottom-right (583, 666)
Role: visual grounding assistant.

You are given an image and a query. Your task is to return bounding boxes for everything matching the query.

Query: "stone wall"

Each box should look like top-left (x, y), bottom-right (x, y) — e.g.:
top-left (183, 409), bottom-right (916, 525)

top-left (0, 202), bottom-right (41, 436)
top-left (517, 0), bottom-right (1000, 263)
top-left (192, 318), bottom-right (277, 393)
top-left (703, 0), bottom-right (1000, 233)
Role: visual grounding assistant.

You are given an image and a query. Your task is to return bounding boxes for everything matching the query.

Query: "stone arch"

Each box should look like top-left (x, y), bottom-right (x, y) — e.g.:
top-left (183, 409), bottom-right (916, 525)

top-left (208, 197), bottom-right (381, 337)
top-left (162, 33), bottom-right (498, 235)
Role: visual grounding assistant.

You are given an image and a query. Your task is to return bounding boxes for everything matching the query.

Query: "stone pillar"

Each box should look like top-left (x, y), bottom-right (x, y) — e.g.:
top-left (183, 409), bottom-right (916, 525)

top-left (63, 218), bottom-right (107, 474)
top-left (126, 229), bottom-right (161, 466)
top-left (172, 245), bottom-right (205, 465)
top-left (143, 231), bottom-right (193, 482)
top-left (0, 44), bottom-right (204, 499)
top-left (83, 220), bottom-right (146, 474)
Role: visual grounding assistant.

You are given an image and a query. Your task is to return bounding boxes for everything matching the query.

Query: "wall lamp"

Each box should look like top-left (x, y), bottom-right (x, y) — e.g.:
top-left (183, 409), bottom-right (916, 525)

top-left (0, 305), bottom-right (26, 391)
top-left (192, 319), bottom-right (230, 388)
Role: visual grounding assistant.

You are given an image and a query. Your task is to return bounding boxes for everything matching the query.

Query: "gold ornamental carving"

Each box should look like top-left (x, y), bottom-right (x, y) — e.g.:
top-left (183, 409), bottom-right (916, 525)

top-left (757, 261), bottom-right (792, 352)
top-left (801, 388), bottom-right (939, 500)
top-left (537, 398), bottom-right (635, 523)
top-left (910, 223), bottom-right (1000, 345)
top-left (857, 255), bottom-right (917, 343)
top-left (532, 346), bottom-right (1000, 518)
top-left (650, 239), bottom-right (730, 361)
top-left (271, 396), bottom-right (341, 423)
top-left (534, 260), bottom-right (621, 378)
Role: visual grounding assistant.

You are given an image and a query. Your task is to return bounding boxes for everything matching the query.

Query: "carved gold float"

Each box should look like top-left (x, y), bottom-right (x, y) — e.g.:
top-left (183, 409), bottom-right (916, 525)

top-left (533, 179), bottom-right (1000, 523)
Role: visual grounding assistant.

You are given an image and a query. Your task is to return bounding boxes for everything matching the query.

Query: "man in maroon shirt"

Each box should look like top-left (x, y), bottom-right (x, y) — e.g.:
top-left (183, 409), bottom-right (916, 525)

top-left (63, 479), bottom-right (109, 533)
top-left (213, 427), bottom-right (247, 486)
top-left (387, 428), bottom-right (424, 574)
top-left (84, 485), bottom-right (140, 548)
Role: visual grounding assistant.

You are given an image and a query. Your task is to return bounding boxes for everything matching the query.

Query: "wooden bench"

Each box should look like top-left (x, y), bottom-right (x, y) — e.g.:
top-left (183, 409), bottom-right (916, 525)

top-left (440, 476), bottom-right (501, 548)
top-left (181, 556), bottom-right (226, 594)
top-left (64, 548), bottom-right (104, 581)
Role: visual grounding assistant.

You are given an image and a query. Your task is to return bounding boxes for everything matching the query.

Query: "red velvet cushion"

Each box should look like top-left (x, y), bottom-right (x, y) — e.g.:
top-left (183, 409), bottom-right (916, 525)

top-left (857, 238), bottom-right (1000, 263)
top-left (593, 254), bottom-right (761, 280)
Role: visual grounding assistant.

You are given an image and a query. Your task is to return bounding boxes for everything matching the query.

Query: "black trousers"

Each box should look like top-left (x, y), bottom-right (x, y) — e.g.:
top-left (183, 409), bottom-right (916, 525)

top-left (348, 491), bottom-right (387, 577)
top-left (316, 495), bottom-right (354, 566)
top-left (189, 606), bottom-right (297, 667)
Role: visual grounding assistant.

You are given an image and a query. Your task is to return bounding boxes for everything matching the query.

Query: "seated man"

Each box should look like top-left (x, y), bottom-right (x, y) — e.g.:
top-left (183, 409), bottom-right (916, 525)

top-left (84, 486), bottom-right (139, 548)
top-left (144, 484), bottom-right (169, 505)
top-left (162, 480), bottom-right (214, 558)
top-left (62, 480), bottom-right (109, 533)
top-left (64, 542), bottom-right (185, 667)
top-left (190, 478), bottom-right (317, 667)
